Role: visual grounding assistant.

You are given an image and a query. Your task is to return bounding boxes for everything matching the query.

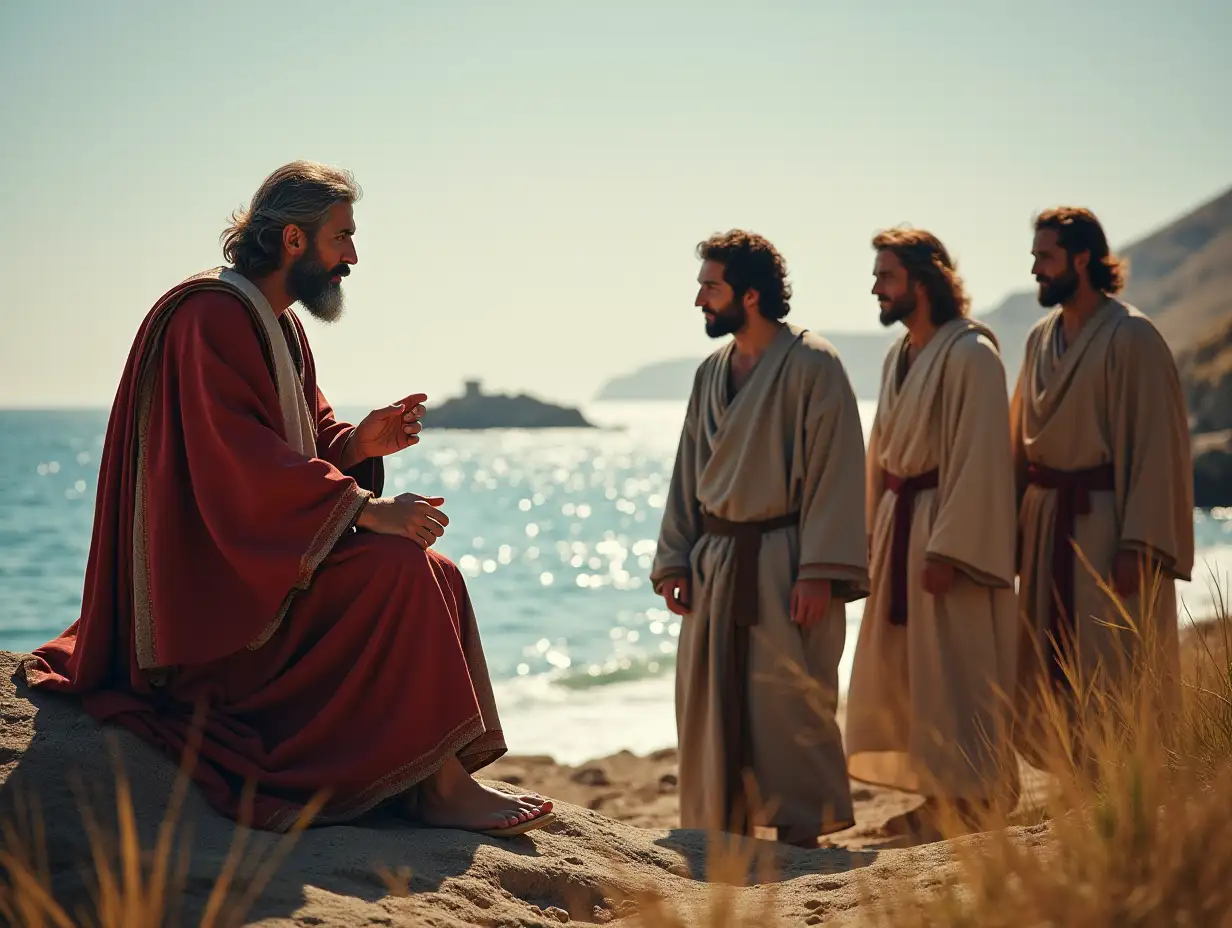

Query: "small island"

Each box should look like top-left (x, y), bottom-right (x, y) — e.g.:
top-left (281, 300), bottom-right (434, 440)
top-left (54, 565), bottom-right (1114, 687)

top-left (427, 380), bottom-right (596, 430)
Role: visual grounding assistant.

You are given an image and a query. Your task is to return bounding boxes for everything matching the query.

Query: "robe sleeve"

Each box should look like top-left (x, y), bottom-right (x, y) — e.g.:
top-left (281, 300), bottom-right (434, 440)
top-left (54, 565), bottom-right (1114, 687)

top-left (864, 346), bottom-right (895, 561)
top-left (146, 293), bottom-right (373, 665)
top-left (313, 385), bottom-right (384, 496)
top-left (1108, 315), bottom-right (1195, 581)
top-left (864, 409), bottom-right (884, 564)
top-left (650, 376), bottom-right (705, 594)
top-left (926, 333), bottom-right (1017, 588)
top-left (1009, 331), bottom-right (1033, 511)
top-left (796, 353), bottom-right (870, 601)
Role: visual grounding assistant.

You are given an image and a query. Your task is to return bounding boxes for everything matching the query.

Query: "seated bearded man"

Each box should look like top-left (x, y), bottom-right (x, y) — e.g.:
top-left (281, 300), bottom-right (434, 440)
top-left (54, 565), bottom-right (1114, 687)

top-left (20, 161), bottom-right (555, 838)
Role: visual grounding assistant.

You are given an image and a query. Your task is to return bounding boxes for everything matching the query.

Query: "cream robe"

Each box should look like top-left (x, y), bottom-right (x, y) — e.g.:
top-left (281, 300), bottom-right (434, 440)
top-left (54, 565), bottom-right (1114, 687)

top-left (845, 319), bottom-right (1020, 802)
top-left (1012, 298), bottom-right (1194, 755)
top-left (651, 323), bottom-right (869, 838)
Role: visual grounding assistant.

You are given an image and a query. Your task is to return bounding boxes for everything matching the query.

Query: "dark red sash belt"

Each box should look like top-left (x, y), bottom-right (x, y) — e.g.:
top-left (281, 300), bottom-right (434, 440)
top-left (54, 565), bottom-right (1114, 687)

top-left (1026, 461), bottom-right (1116, 682)
top-left (884, 469), bottom-right (940, 625)
top-left (700, 509), bottom-right (799, 835)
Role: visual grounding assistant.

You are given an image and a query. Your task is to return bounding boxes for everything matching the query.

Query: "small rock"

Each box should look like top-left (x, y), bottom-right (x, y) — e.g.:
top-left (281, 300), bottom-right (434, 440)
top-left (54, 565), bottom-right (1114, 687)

top-left (1193, 432), bottom-right (1232, 507)
top-left (593, 907), bottom-right (614, 924)
top-left (806, 916), bottom-right (824, 926)
top-left (571, 766), bottom-right (611, 787)
top-left (657, 773), bottom-right (678, 792)
top-left (544, 906), bottom-right (570, 923)
top-left (565, 856), bottom-right (585, 866)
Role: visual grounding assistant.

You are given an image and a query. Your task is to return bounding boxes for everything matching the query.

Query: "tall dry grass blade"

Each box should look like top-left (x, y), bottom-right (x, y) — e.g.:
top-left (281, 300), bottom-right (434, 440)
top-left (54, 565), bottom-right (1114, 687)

top-left (105, 742), bottom-right (144, 923)
top-left (198, 779), bottom-right (257, 928)
top-left (0, 850), bottom-right (77, 928)
top-left (71, 770), bottom-right (122, 928)
top-left (220, 788), bottom-right (329, 928)
top-left (144, 701), bottom-right (209, 925)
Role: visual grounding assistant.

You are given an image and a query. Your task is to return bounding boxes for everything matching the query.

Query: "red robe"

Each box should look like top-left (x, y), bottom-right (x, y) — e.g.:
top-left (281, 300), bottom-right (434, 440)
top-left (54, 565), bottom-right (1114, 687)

top-left (22, 271), bottom-right (506, 831)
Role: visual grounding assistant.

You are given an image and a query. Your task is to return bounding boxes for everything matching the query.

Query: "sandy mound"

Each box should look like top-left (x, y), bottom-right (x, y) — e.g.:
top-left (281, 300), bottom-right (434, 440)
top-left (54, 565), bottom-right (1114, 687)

top-left (0, 652), bottom-right (1042, 926)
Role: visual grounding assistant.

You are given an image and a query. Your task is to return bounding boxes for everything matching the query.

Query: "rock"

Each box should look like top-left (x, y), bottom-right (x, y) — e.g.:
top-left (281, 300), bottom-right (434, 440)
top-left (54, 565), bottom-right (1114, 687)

top-left (570, 766), bottom-right (611, 787)
top-left (1193, 431), bottom-right (1232, 508)
top-left (427, 380), bottom-right (595, 430)
top-left (1179, 315), bottom-right (1232, 435)
top-left (1181, 314), bottom-right (1232, 507)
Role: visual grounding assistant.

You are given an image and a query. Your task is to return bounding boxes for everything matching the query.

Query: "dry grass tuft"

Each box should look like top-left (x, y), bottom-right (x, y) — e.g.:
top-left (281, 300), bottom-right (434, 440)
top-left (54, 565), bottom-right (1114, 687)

top-left (862, 555), bottom-right (1232, 926)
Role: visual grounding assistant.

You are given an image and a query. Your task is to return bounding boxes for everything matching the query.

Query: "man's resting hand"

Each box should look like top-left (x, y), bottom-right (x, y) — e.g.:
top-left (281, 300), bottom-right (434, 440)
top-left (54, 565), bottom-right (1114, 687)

top-left (660, 576), bottom-right (691, 616)
top-left (357, 494), bottom-right (449, 548)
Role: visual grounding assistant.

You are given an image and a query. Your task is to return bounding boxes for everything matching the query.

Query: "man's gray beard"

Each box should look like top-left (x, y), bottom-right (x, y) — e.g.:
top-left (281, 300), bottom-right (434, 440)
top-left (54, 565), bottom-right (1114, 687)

top-left (301, 284), bottom-right (345, 323)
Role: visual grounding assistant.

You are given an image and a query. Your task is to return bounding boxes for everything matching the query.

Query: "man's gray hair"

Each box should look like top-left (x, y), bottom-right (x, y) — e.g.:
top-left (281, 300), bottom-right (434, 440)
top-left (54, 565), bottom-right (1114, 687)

top-left (221, 161), bottom-right (362, 277)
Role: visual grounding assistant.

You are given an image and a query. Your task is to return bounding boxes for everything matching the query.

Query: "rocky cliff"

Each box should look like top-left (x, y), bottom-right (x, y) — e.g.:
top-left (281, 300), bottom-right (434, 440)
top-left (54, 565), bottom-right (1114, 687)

top-left (1179, 316), bottom-right (1232, 507)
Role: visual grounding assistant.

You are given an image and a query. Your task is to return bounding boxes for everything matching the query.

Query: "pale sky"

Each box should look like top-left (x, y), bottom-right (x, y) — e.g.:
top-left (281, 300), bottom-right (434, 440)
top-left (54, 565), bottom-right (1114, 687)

top-left (1, 0), bottom-right (1228, 408)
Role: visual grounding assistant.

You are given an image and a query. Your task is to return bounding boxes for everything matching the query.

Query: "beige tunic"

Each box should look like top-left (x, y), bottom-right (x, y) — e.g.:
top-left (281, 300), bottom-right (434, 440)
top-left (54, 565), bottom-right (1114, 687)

top-left (1012, 298), bottom-right (1194, 755)
top-left (845, 319), bottom-right (1020, 802)
top-left (651, 323), bottom-right (869, 839)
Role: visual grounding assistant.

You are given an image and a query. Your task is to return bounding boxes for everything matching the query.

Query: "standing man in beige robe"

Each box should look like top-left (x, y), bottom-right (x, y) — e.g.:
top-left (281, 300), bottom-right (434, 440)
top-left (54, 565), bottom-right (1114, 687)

top-left (651, 230), bottom-right (869, 848)
top-left (1012, 206), bottom-right (1193, 757)
top-left (845, 228), bottom-right (1020, 836)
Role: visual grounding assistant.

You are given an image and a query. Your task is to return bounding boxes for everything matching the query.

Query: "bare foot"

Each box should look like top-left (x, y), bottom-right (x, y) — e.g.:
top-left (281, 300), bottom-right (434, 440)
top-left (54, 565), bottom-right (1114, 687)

top-left (416, 756), bottom-right (554, 834)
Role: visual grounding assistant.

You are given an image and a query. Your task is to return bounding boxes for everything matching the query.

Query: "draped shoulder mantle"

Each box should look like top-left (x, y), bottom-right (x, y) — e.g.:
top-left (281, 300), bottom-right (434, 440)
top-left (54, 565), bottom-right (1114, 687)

top-left (131, 268), bottom-right (323, 670)
top-left (874, 316), bottom-right (1000, 473)
top-left (1023, 298), bottom-right (1120, 431)
top-left (695, 323), bottom-right (805, 517)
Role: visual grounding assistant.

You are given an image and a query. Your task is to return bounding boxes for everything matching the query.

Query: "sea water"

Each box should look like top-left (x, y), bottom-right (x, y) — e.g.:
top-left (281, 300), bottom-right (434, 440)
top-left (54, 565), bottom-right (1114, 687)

top-left (1, 400), bottom-right (1229, 764)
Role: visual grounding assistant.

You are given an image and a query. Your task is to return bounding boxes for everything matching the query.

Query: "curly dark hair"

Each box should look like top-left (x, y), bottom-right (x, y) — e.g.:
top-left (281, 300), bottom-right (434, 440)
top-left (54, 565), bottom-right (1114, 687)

top-left (696, 230), bottom-right (792, 320)
top-left (872, 226), bottom-right (970, 325)
top-left (221, 161), bottom-right (362, 278)
top-left (1034, 206), bottom-right (1127, 294)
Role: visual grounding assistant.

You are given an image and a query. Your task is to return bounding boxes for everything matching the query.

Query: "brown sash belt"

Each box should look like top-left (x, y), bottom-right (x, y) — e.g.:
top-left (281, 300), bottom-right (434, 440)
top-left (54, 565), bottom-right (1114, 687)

top-left (701, 510), bottom-right (800, 628)
top-left (883, 469), bottom-right (940, 626)
top-left (700, 509), bottom-right (799, 835)
top-left (1026, 462), bottom-right (1115, 684)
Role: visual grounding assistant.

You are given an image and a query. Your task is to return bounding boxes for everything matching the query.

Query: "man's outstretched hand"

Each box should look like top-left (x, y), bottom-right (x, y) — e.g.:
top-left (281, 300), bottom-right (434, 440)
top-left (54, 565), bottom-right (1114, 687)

top-left (357, 493), bottom-right (449, 548)
top-left (344, 393), bottom-right (427, 467)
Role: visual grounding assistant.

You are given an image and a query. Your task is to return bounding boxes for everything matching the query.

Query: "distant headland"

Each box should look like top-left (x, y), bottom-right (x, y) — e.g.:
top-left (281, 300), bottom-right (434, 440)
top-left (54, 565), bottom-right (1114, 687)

top-left (428, 380), bottom-right (595, 430)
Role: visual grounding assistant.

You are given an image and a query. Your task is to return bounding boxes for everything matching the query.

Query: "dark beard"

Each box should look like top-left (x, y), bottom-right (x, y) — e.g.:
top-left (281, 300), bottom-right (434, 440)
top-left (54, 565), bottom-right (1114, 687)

top-left (704, 297), bottom-right (746, 338)
top-left (1037, 264), bottom-right (1079, 308)
top-left (878, 291), bottom-right (916, 327)
top-left (287, 248), bottom-right (349, 323)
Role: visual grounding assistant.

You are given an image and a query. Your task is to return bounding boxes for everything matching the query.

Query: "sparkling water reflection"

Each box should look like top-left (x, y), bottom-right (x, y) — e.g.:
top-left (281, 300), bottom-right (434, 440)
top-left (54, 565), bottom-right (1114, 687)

top-left (1, 401), bottom-right (1229, 761)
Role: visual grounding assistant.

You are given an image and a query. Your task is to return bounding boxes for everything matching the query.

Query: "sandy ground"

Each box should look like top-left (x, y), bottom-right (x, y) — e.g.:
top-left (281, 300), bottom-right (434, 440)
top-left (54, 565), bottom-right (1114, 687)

top-left (1, 651), bottom-right (1054, 926)
top-left (484, 725), bottom-right (950, 854)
